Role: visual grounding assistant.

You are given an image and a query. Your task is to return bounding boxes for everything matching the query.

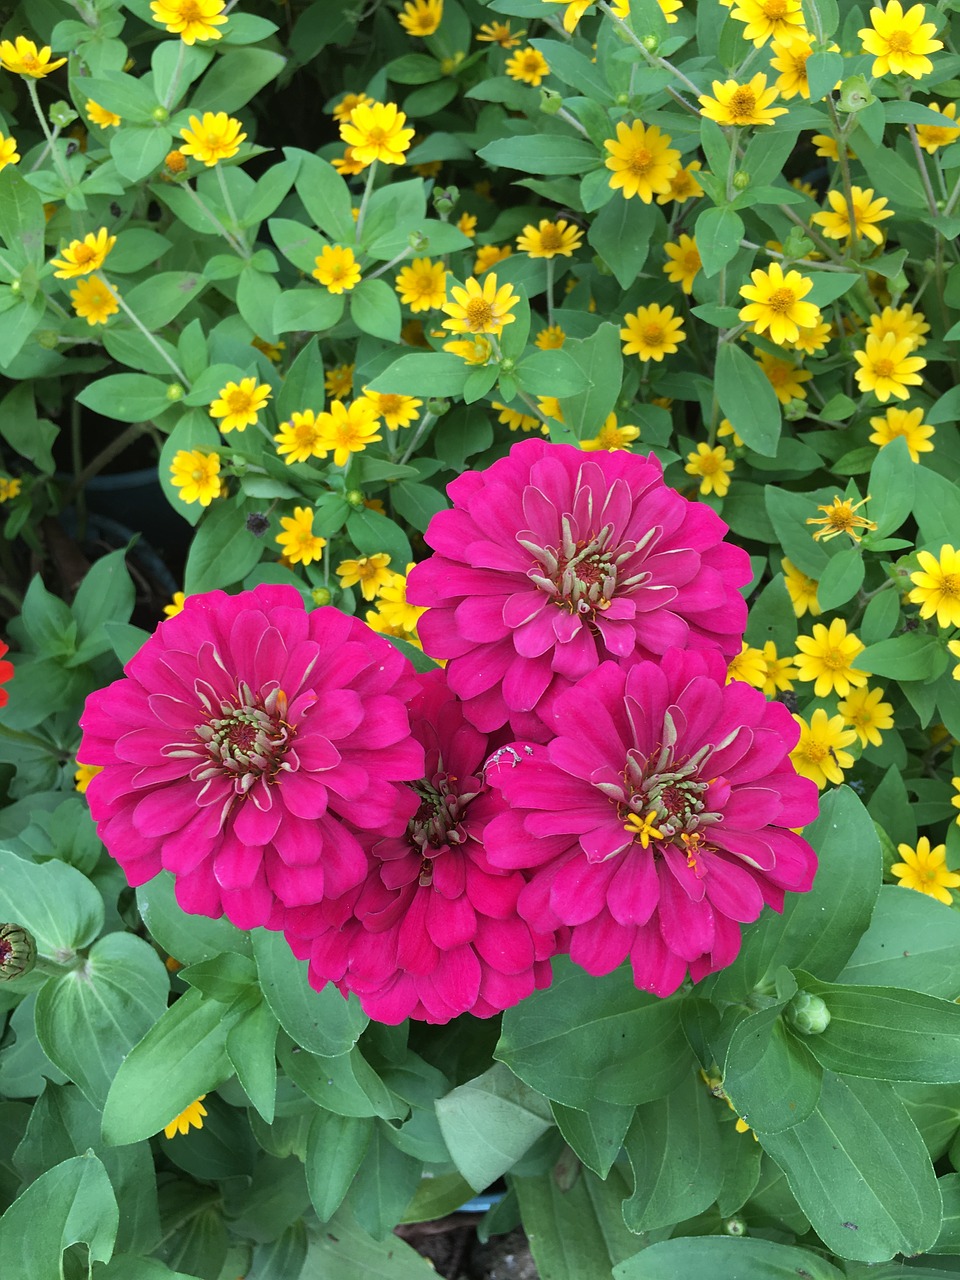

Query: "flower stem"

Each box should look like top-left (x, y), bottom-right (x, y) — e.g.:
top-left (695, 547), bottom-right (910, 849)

top-left (366, 246), bottom-right (413, 281)
top-left (355, 160), bottom-right (378, 244)
top-left (179, 181), bottom-right (250, 258)
top-left (545, 256), bottom-right (555, 328)
top-left (25, 78), bottom-right (73, 192)
top-left (215, 163), bottom-right (247, 251)
top-left (398, 411), bottom-right (436, 465)
top-left (97, 272), bottom-right (191, 386)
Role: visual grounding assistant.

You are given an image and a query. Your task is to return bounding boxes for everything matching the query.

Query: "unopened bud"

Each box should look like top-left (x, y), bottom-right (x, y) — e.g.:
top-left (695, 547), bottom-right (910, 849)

top-left (837, 75), bottom-right (875, 113)
top-left (49, 101), bottom-right (78, 128)
top-left (151, 105), bottom-right (170, 123)
top-left (311, 587), bottom-right (332, 606)
top-left (499, 356), bottom-right (516, 374)
top-left (166, 383), bottom-right (184, 401)
top-left (345, 489), bottom-right (366, 508)
top-left (9, 278), bottom-right (21, 295)
top-left (409, 230), bottom-right (429, 251)
top-left (782, 227), bottom-right (815, 259)
top-left (641, 34), bottom-right (660, 52)
top-left (0, 924), bottom-right (37, 981)
top-left (432, 185), bottom-right (459, 216)
top-left (783, 398), bottom-right (807, 421)
top-left (732, 170), bottom-right (750, 191)
top-left (724, 1218), bottom-right (747, 1236)
top-left (615, 92), bottom-right (630, 107)
top-left (539, 88), bottom-right (563, 116)
top-left (36, 329), bottom-right (59, 349)
top-left (785, 990), bottom-right (831, 1035)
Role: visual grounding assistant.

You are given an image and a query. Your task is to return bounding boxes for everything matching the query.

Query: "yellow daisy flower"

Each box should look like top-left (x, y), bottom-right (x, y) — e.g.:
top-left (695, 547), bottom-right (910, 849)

top-left (362, 390), bottom-right (422, 430)
top-left (663, 234), bottom-right (701, 294)
top-left (340, 101), bottom-right (415, 167)
top-left (535, 324), bottom-right (566, 349)
top-left (276, 507), bottom-right (326, 566)
top-left (441, 272), bottom-right (519, 336)
top-left (376, 566), bottom-right (427, 632)
top-left (312, 244), bottom-right (362, 294)
top-left (324, 364), bottom-right (355, 399)
top-left (838, 685), bottom-right (894, 748)
top-left (726, 641), bottom-right (767, 686)
top-left (867, 303), bottom-right (929, 349)
top-left (621, 304), bottom-right (685, 361)
top-left (603, 121), bottom-right (680, 203)
top-left (699, 74), bottom-right (787, 127)
top-left (331, 92), bottom-right (372, 124)
top-left (790, 318), bottom-right (832, 354)
top-left (74, 762), bottom-right (103, 794)
top-left (794, 617), bottom-right (869, 699)
top-left (891, 838), bottom-right (960, 905)
top-left (738, 262), bottom-right (820, 346)
top-left (914, 102), bottom-right (960, 152)
top-left (505, 47), bottom-right (550, 85)
top-left (170, 450), bottom-right (221, 507)
top-left (0, 477), bottom-right (22, 502)
top-left (516, 218), bottom-right (583, 258)
top-left (476, 21), bottom-right (523, 46)
top-left (853, 333), bottom-right (926, 402)
top-left (395, 257), bottom-right (447, 311)
top-left (812, 187), bottom-right (893, 244)
top-left (0, 36), bottom-right (67, 77)
top-left (718, 419), bottom-right (745, 449)
top-left (807, 494), bottom-right (877, 543)
top-left (179, 112), bottom-right (246, 166)
top-left (150, 0), bottom-right (226, 42)
top-left (769, 35), bottom-right (816, 99)
top-left (316, 398), bottom-right (383, 466)
top-left (755, 350), bottom-right (812, 403)
top-left (474, 244), bottom-right (513, 275)
top-left (0, 131), bottom-right (19, 171)
top-left (580, 413), bottom-right (640, 452)
top-left (274, 409), bottom-right (326, 464)
top-left (656, 161), bottom-right (704, 205)
top-left (686, 443), bottom-right (735, 497)
top-left (790, 709), bottom-right (858, 789)
top-left (858, 0), bottom-right (943, 79)
top-left (51, 228), bottom-right (116, 279)
top-left (337, 553), bottom-right (394, 601)
top-left (69, 275), bottom-right (119, 325)
top-left (493, 401), bottom-right (547, 434)
top-left (163, 1095), bottom-right (208, 1139)
top-left (781, 558), bottom-right (822, 617)
top-left (868, 405), bottom-right (934, 462)
top-left (757, 641), bottom-right (796, 696)
top-left (542, 0), bottom-right (592, 32)
top-left (85, 100), bottom-right (120, 128)
top-left (729, 0), bottom-right (807, 47)
top-left (398, 0), bottom-right (443, 36)
top-left (209, 378), bottom-right (271, 433)
top-left (332, 146), bottom-right (366, 177)
top-left (457, 212), bottom-right (478, 238)
top-left (443, 335), bottom-right (494, 364)
top-left (948, 640), bottom-right (960, 680)
top-left (908, 545), bottom-right (960, 629)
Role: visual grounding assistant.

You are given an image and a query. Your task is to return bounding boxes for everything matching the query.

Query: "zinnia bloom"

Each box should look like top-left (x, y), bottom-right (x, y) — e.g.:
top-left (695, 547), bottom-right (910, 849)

top-left (0, 36), bottom-right (66, 77)
top-left (407, 439), bottom-right (751, 736)
top-left (150, 0), bottom-right (227, 42)
top-left (179, 112), bottom-right (246, 166)
top-left (0, 639), bottom-right (13, 709)
top-left (891, 838), bottom-right (960, 904)
top-left (603, 121), bottom-right (680, 203)
top-left (699, 74), bottom-right (787, 126)
top-left (908, 545), bottom-right (960, 629)
top-left (340, 101), bottom-right (415, 167)
top-left (284, 671), bottom-right (557, 1023)
top-left (738, 262), bottom-right (821, 346)
top-left (858, 0), bottom-right (943, 78)
top-left (70, 276), bottom-right (119, 325)
top-left (484, 652), bottom-right (818, 997)
top-left (209, 378), bottom-right (271, 433)
top-left (51, 228), bottom-right (116, 279)
top-left (78, 586), bottom-right (424, 929)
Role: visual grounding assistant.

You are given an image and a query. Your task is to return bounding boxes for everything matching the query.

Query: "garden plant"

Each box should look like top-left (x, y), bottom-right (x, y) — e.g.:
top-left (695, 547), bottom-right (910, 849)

top-left (3, 0), bottom-right (960, 1276)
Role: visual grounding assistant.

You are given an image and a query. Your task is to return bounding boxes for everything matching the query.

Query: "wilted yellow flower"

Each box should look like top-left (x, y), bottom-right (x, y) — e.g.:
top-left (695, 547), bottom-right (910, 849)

top-left (807, 495), bottom-right (877, 544)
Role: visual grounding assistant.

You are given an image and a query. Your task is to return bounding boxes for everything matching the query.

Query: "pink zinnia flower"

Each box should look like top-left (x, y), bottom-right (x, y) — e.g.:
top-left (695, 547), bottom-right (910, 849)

top-left (407, 439), bottom-right (751, 736)
top-left (484, 652), bottom-right (819, 997)
top-left (285, 670), bottom-right (557, 1023)
top-left (79, 586), bottom-right (423, 930)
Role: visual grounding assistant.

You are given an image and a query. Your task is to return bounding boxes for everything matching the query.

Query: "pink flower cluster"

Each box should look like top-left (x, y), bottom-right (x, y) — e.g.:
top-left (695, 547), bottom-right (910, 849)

top-left (80, 441), bottom-right (818, 1023)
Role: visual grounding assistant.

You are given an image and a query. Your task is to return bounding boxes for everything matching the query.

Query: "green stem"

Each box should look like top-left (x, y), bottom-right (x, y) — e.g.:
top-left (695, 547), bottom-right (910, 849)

top-left (34, 952), bottom-right (85, 978)
top-left (98, 271), bottom-right (191, 386)
top-left (179, 181), bottom-right (249, 257)
top-left (25, 78), bottom-right (73, 191)
top-left (366, 246), bottom-right (413, 281)
top-left (398, 410), bottom-right (436, 465)
top-left (215, 163), bottom-right (247, 251)
top-left (545, 256), bottom-right (555, 328)
top-left (355, 160), bottom-right (378, 244)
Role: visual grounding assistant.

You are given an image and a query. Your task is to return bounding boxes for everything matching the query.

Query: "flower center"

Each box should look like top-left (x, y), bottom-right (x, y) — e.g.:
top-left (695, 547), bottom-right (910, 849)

top-left (180, 0), bottom-right (203, 18)
top-left (728, 88), bottom-right (757, 120)
top-left (873, 358), bottom-right (896, 379)
top-left (628, 147), bottom-right (653, 175)
top-left (801, 740), bottom-right (829, 764)
top-left (763, 0), bottom-right (788, 16)
top-left (886, 28), bottom-right (913, 52)
top-left (698, 452), bottom-right (721, 475)
top-left (767, 287), bottom-right (797, 314)
top-left (465, 296), bottom-right (494, 329)
top-left (366, 126), bottom-right (387, 144)
top-left (821, 646), bottom-right (849, 670)
top-left (614, 741), bottom-right (725, 865)
top-left (73, 245), bottom-right (97, 266)
top-left (683, 250), bottom-right (701, 272)
top-left (940, 573), bottom-right (960, 598)
top-left (643, 323), bottom-right (665, 346)
top-left (379, 394), bottom-right (402, 414)
top-left (523, 53), bottom-right (540, 71)
top-left (194, 684), bottom-right (294, 793)
top-left (226, 389), bottom-right (252, 413)
top-left (538, 226), bottom-right (564, 251)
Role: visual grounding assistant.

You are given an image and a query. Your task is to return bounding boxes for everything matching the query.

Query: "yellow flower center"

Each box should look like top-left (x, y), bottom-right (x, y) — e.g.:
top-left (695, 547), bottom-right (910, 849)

top-left (294, 421), bottom-right (319, 444)
top-left (628, 147), bottom-right (654, 175)
top-left (821, 647), bottom-right (849, 671)
top-left (825, 506), bottom-right (855, 532)
top-left (538, 226), bottom-right (565, 251)
top-left (683, 250), bottom-right (701, 272)
top-left (766, 363), bottom-right (790, 385)
top-left (643, 323), bottom-right (665, 346)
top-left (180, 0), bottom-right (203, 18)
top-left (73, 245), bottom-right (97, 266)
top-left (226, 389), bottom-right (251, 412)
top-left (872, 358), bottom-right (896, 378)
top-left (698, 452), bottom-right (721, 475)
top-left (465, 297), bottom-right (494, 329)
top-left (885, 28), bottom-right (914, 52)
top-left (522, 53), bottom-right (540, 71)
top-left (767, 287), bottom-right (797, 314)
top-left (939, 573), bottom-right (960, 598)
top-left (728, 88), bottom-right (757, 120)
top-left (366, 126), bottom-right (386, 144)
top-left (378, 394), bottom-right (402, 415)
top-left (763, 0), bottom-right (788, 17)
top-left (801, 740), bottom-right (829, 764)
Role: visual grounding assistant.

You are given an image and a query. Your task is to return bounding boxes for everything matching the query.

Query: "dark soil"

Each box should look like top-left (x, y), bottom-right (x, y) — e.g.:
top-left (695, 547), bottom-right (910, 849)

top-left (398, 1223), bottom-right (540, 1280)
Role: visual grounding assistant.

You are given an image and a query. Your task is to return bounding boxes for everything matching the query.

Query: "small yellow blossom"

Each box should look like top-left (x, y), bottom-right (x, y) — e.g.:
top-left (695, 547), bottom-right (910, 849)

top-left (337, 554), bottom-right (394, 601)
top-left (395, 257), bottom-right (447, 311)
top-left (312, 244), bottom-right (361, 294)
top-left (398, 0), bottom-right (443, 36)
top-left (914, 102), bottom-right (960, 152)
top-left (274, 410), bottom-right (326, 464)
top-left (794, 618), bottom-right (869, 698)
top-left (317, 398), bottom-right (383, 467)
top-left (729, 0), bottom-right (806, 47)
top-left (685, 443), bottom-right (734, 497)
top-left (663, 235), bottom-right (701, 294)
top-left (74, 762), bottom-right (103, 794)
top-left (853, 333), bottom-right (926, 402)
top-left (516, 218), bottom-right (583, 259)
top-left (476, 20), bottom-right (523, 46)
top-left (85, 100), bottom-right (121, 128)
top-left (170, 450), bottom-right (221, 507)
top-left (69, 276), bottom-right (119, 325)
top-left (51, 228), bottom-right (116, 279)
top-left (858, 0), bottom-right (943, 79)
top-left (656, 161), bottom-right (704, 205)
top-left (791, 709), bottom-right (858, 789)
top-left (505, 46), bottom-right (550, 85)
top-left (581, 413), bottom-right (640, 452)
top-left (868, 406), bottom-right (934, 463)
top-left (377, 565), bottom-right (427, 632)
top-left (151, 0), bottom-right (226, 42)
top-left (179, 112), bottom-right (245, 166)
top-left (756, 350), bottom-right (812, 403)
top-left (891, 838), bottom-right (960, 905)
top-left (699, 74), bottom-right (787, 127)
top-left (908, 545), bottom-right (960, 629)
top-left (535, 324), bottom-right (566, 349)
top-left (457, 212), bottom-right (478, 238)
top-left (340, 101), bottom-right (415, 167)
top-left (475, 244), bottom-right (513, 275)
top-left (0, 478), bottom-right (22, 503)
top-left (838, 685), bottom-right (894, 748)
top-left (807, 494), bottom-right (877, 544)
top-left (812, 187), bottom-right (893, 245)
top-left (738, 262), bottom-right (820, 346)
top-left (604, 121), bottom-right (680, 202)
top-left (276, 507), bottom-right (326, 566)
top-left (442, 272), bottom-right (519, 336)
top-left (163, 591), bottom-right (186, 618)
top-left (493, 401), bottom-right (547, 434)
top-left (324, 364), bottom-right (354, 399)
top-left (621, 304), bottom-right (685, 362)
top-left (331, 92), bottom-right (372, 124)
top-left (867, 304), bottom-right (929, 350)
top-left (726, 641), bottom-right (767, 687)
top-left (757, 641), bottom-right (796, 696)
top-left (163, 1095), bottom-right (208, 1139)
top-left (0, 37), bottom-right (66, 77)
top-left (0, 132), bottom-right (19, 172)
top-left (209, 378), bottom-right (271, 434)
top-left (363, 390), bottom-right (422, 430)
top-left (782, 558), bottom-right (822, 617)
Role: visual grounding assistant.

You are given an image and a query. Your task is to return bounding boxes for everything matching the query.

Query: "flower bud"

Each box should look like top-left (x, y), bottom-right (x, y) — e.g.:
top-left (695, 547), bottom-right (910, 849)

top-left (426, 398), bottom-right (450, 415)
top-left (732, 170), bottom-right (751, 191)
top-left (409, 230), bottom-right (430, 252)
top-left (615, 92), bottom-right (631, 107)
top-left (151, 105), bottom-right (170, 123)
top-left (50, 101), bottom-right (78, 128)
top-left (837, 75), bottom-right (875, 113)
top-left (311, 587), bottom-right (332, 607)
top-left (432, 185), bottom-right (459, 216)
top-left (786, 990), bottom-right (831, 1035)
top-left (782, 227), bottom-right (815, 259)
top-left (539, 88), bottom-right (563, 116)
top-left (499, 356), bottom-right (516, 374)
top-left (345, 489), bottom-right (366, 508)
top-left (245, 512), bottom-right (269, 537)
top-left (783, 398), bottom-right (808, 421)
top-left (9, 278), bottom-right (21, 296)
top-left (166, 383), bottom-right (184, 402)
top-left (724, 1218), bottom-right (747, 1237)
top-left (0, 924), bottom-right (37, 981)
top-left (36, 329), bottom-right (60, 350)
top-left (641, 34), bottom-right (660, 52)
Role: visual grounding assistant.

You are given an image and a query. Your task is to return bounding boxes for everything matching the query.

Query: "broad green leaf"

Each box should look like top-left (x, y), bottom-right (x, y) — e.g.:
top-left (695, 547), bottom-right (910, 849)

top-left (0, 1153), bottom-right (119, 1278)
top-left (183, 500), bottom-right (265, 594)
top-left (69, 549), bottom-right (136, 663)
top-left (723, 1007), bottom-right (822, 1133)
top-left (867, 435), bottom-right (915, 536)
top-left (110, 127), bottom-right (173, 183)
top-left (929, 1172), bottom-right (960, 1254)
top-left (305, 1111), bottom-right (374, 1222)
top-left (391, 481), bottom-right (448, 532)
top-left (191, 47), bottom-right (286, 113)
top-left (366, 352), bottom-right (471, 398)
top-left (716, 343), bottom-right (781, 456)
top-left (588, 197), bottom-right (658, 288)
top-left (76, 373), bottom-right (174, 424)
top-left (497, 958), bottom-right (692, 1110)
top-left (274, 287), bottom-right (344, 334)
top-left (815, 546), bottom-right (865, 612)
top-left (614, 1236), bottom-right (844, 1280)
top-left (276, 1037), bottom-right (403, 1120)
top-left (236, 265), bottom-right (282, 344)
top-left (913, 465), bottom-right (960, 550)
top-left (514, 1164), bottom-right (641, 1280)
top-left (226, 1000), bottom-right (278, 1124)
top-left (122, 272), bottom-right (206, 329)
top-left (249, 1222), bottom-right (308, 1279)
top-left (0, 849), bottom-right (103, 954)
top-left (0, 168), bottom-right (46, 268)
top-left (514, 348), bottom-right (589, 398)
top-left (35, 933), bottom-right (169, 1108)
top-left (854, 632), bottom-right (948, 682)
top-left (757, 1072), bottom-right (940, 1262)
top-left (550, 322), bottom-right (622, 440)
top-left (137, 871), bottom-right (252, 964)
top-left (839, 885), bottom-right (960, 998)
top-left (101, 987), bottom-right (238, 1146)
top-left (477, 134), bottom-right (600, 176)
top-left (252, 929), bottom-right (367, 1057)
top-left (436, 1062), bottom-right (554, 1192)
top-left (622, 1071), bottom-right (723, 1232)
top-left (349, 1123), bottom-right (422, 1240)
top-left (709, 788), bottom-right (881, 1001)
top-left (351, 277), bottom-right (402, 342)
top-left (551, 1098), bottom-right (634, 1179)
top-left (276, 336), bottom-right (325, 422)
top-left (88, 1257), bottom-right (205, 1279)
top-left (301, 1205), bottom-right (437, 1276)
top-left (161, 1094), bottom-right (256, 1183)
top-left (695, 207), bottom-right (745, 279)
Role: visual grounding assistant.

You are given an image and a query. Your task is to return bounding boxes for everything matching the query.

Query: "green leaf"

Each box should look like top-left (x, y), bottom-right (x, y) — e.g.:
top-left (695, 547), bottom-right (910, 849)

top-left (70, 548), bottom-right (136, 663)
top-left (183, 500), bottom-right (265, 594)
top-left (529, 38), bottom-right (612, 98)
top-left (301, 1204), bottom-right (437, 1276)
top-left (551, 1099), bottom-right (634, 1179)
top-left (105, 229), bottom-right (173, 274)
top-left (710, 789), bottom-right (881, 1001)
top-left (350, 1123), bottom-right (422, 1239)
top-left (723, 1007), bottom-right (822, 1134)
top-left (588, 197), bottom-right (657, 288)
top-left (391, 480), bottom-right (448, 533)
top-left (0, 168), bottom-right (45, 268)
top-left (276, 336), bottom-right (325, 422)
top-left (0, 1153), bottom-right (119, 1278)
top-left (477, 134), bottom-right (601, 176)
top-left (614, 1237), bottom-right (844, 1280)
top-left (101, 987), bottom-right (238, 1146)
top-left (122, 272), bottom-right (206, 328)
top-left (276, 1035), bottom-right (403, 1120)
top-left (514, 1164), bottom-right (641, 1279)
top-left (305, 1112), bottom-right (374, 1222)
top-left (913, 465), bottom-right (960, 547)
top-left (350, 277), bottom-right (402, 342)
top-left (366, 352), bottom-right (471, 398)
top-left (854, 632), bottom-right (948, 682)
top-left (715, 342), bottom-right (781, 456)
top-left (110, 127), bottom-right (173, 183)
top-left (252, 929), bottom-right (367, 1056)
top-left (514, 347), bottom-right (590, 397)
top-left (695, 207), bottom-right (745, 279)
top-left (497, 958), bottom-right (692, 1110)
top-left (554, 323), bottom-right (622, 440)
top-left (815, 546), bottom-right (864, 611)
top-left (436, 1063), bottom-right (554, 1192)
top-left (35, 933), bottom-right (169, 1108)
top-left (76, 373), bottom-right (174, 424)
top-left (757, 1072), bottom-right (941, 1262)
top-left (226, 999), bottom-right (278, 1124)
top-left (273, 287), bottom-right (344, 334)
top-left (867, 434), bottom-right (915, 536)
top-left (0, 849), bottom-right (103, 954)
top-left (839, 886), bottom-right (960, 998)
top-left (930, 1172), bottom-right (960, 1254)
top-left (137, 871), bottom-right (252, 964)
top-left (180, 952), bottom-right (257, 1004)
top-left (191, 48), bottom-right (286, 113)
top-left (237, 265), bottom-right (282, 344)
top-left (622, 1071), bottom-right (723, 1232)
top-left (848, 132), bottom-right (928, 210)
